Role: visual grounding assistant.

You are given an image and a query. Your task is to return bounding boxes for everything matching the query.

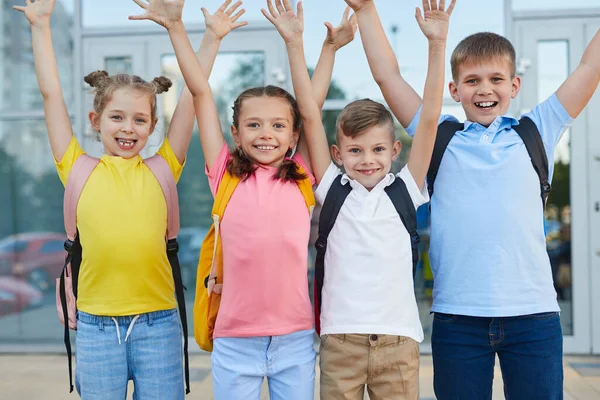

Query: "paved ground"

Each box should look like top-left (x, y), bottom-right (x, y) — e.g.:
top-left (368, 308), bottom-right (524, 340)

top-left (1, 353), bottom-right (599, 399)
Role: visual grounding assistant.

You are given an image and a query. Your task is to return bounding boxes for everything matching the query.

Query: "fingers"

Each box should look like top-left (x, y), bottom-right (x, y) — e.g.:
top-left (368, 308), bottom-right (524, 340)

top-left (12, 5), bottom-right (25, 12)
top-left (230, 8), bottom-right (245, 22)
top-left (275, 0), bottom-right (285, 15)
top-left (131, 0), bottom-right (148, 10)
top-left (232, 21), bottom-right (249, 29)
top-left (446, 0), bottom-right (456, 15)
top-left (297, 1), bottom-right (303, 23)
top-left (128, 13), bottom-right (149, 21)
top-left (422, 0), bottom-right (431, 12)
top-left (439, 0), bottom-right (445, 11)
top-left (324, 21), bottom-right (334, 34)
top-left (261, 7), bottom-right (276, 24)
top-left (349, 12), bottom-right (357, 30)
top-left (201, 7), bottom-right (209, 19)
top-left (26, 0), bottom-right (32, 5)
top-left (341, 5), bottom-right (350, 23)
top-left (415, 7), bottom-right (424, 25)
top-left (266, 0), bottom-right (277, 18)
top-left (225, 0), bottom-right (242, 16)
top-left (217, 0), bottom-right (232, 13)
top-left (283, 0), bottom-right (293, 12)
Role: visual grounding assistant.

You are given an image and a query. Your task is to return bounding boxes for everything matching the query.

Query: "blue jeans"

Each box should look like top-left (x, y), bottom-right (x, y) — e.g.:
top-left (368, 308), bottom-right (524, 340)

top-left (211, 328), bottom-right (316, 400)
top-left (431, 312), bottom-right (563, 400)
top-left (75, 309), bottom-right (184, 400)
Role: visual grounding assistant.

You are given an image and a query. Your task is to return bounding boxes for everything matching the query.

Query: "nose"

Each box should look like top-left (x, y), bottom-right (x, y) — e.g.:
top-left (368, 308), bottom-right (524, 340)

top-left (259, 128), bottom-right (274, 139)
top-left (476, 81), bottom-right (493, 96)
top-left (361, 151), bottom-right (375, 164)
top-left (121, 120), bottom-right (134, 134)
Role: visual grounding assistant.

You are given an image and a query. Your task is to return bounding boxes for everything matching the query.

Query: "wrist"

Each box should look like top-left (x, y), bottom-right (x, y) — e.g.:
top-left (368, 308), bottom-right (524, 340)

top-left (323, 39), bottom-right (339, 52)
top-left (354, 2), bottom-right (375, 14)
top-left (428, 39), bottom-right (447, 52)
top-left (203, 30), bottom-right (223, 44)
top-left (31, 19), bottom-right (51, 30)
top-left (167, 19), bottom-right (185, 33)
top-left (285, 37), bottom-right (304, 49)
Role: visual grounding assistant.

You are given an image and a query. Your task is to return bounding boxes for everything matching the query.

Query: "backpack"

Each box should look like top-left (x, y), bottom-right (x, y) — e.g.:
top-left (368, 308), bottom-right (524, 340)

top-left (193, 166), bottom-right (315, 352)
top-left (427, 116), bottom-right (550, 205)
top-left (313, 174), bottom-right (420, 335)
top-left (55, 154), bottom-right (190, 394)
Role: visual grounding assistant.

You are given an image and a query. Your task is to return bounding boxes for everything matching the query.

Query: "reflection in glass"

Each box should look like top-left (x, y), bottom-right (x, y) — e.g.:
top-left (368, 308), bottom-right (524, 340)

top-left (538, 41), bottom-right (572, 335)
top-left (0, 119), bottom-right (65, 341)
top-left (1, 0), bottom-right (74, 112)
top-left (105, 56), bottom-right (133, 75)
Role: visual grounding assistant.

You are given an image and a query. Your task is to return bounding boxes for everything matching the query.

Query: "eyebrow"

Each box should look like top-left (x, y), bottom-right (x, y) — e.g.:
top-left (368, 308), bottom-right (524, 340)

top-left (107, 109), bottom-right (151, 117)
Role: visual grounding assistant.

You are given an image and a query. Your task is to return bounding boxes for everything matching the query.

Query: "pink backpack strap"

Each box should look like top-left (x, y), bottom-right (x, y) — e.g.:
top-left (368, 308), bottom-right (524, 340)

top-left (144, 155), bottom-right (180, 240)
top-left (63, 155), bottom-right (99, 241)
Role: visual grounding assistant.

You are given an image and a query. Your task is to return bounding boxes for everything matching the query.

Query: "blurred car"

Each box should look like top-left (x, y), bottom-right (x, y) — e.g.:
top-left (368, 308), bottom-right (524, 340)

top-left (0, 232), bottom-right (66, 293)
top-left (0, 276), bottom-right (43, 317)
top-left (177, 227), bottom-right (209, 290)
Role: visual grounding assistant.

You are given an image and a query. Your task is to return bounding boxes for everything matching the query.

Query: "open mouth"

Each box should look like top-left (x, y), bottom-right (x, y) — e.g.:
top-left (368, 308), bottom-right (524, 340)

top-left (474, 101), bottom-right (498, 110)
top-left (254, 145), bottom-right (278, 151)
top-left (116, 138), bottom-right (137, 150)
top-left (356, 168), bottom-right (381, 176)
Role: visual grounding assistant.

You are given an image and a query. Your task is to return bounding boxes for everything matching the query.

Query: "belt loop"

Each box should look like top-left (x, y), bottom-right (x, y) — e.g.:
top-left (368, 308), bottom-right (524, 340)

top-left (148, 312), bottom-right (153, 326)
top-left (98, 316), bottom-right (104, 331)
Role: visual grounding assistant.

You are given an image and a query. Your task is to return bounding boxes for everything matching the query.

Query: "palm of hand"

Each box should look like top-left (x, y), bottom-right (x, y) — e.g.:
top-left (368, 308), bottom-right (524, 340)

top-left (205, 12), bottom-right (235, 39)
top-left (24, 0), bottom-right (55, 23)
top-left (146, 0), bottom-right (183, 29)
top-left (418, 10), bottom-right (450, 40)
top-left (275, 11), bottom-right (303, 42)
top-left (327, 22), bottom-right (356, 49)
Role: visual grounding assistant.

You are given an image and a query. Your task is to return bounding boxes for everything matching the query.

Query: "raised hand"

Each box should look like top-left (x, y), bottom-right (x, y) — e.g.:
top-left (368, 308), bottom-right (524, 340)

top-left (261, 0), bottom-right (303, 44)
top-left (415, 0), bottom-right (456, 41)
top-left (13, 0), bottom-right (55, 26)
top-left (203, 0), bottom-right (248, 41)
top-left (343, 0), bottom-right (373, 12)
top-left (325, 6), bottom-right (357, 51)
top-left (129, 0), bottom-right (184, 30)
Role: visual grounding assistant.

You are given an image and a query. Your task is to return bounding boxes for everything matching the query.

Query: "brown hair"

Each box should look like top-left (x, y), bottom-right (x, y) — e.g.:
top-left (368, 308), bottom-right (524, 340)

top-left (84, 70), bottom-right (172, 124)
top-left (451, 32), bottom-right (516, 81)
top-left (227, 85), bottom-right (307, 183)
top-left (336, 99), bottom-right (394, 142)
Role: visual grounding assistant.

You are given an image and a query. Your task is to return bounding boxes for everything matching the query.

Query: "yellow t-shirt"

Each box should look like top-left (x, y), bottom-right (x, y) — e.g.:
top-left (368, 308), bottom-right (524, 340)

top-left (55, 137), bottom-right (183, 316)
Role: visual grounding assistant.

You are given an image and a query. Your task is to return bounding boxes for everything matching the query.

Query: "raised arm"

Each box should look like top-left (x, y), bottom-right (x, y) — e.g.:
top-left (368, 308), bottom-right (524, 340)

top-left (296, 6), bottom-right (357, 170)
top-left (130, 0), bottom-right (225, 169)
top-left (408, 0), bottom-right (454, 190)
top-left (311, 6), bottom-right (357, 109)
top-left (14, 0), bottom-right (73, 161)
top-left (345, 0), bottom-right (422, 127)
top-left (556, 28), bottom-right (600, 119)
top-left (167, 0), bottom-right (247, 164)
top-left (263, 0), bottom-right (330, 183)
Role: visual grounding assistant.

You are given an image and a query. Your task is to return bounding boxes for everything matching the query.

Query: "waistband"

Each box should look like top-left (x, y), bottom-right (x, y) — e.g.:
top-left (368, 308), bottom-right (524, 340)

top-left (324, 333), bottom-right (408, 346)
top-left (77, 308), bottom-right (177, 326)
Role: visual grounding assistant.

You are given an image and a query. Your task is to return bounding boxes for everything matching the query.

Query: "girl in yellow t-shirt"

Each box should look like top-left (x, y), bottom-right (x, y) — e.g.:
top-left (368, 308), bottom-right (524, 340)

top-left (14, 0), bottom-right (247, 398)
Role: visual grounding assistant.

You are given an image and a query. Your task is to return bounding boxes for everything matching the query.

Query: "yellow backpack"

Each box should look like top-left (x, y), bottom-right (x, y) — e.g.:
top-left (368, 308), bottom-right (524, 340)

top-left (193, 166), bottom-right (315, 352)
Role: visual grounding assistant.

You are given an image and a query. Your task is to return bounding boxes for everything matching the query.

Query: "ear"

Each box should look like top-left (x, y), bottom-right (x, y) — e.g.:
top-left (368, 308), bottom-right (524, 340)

top-left (231, 125), bottom-right (241, 147)
top-left (391, 140), bottom-right (402, 161)
top-left (88, 111), bottom-right (101, 132)
top-left (149, 117), bottom-right (158, 135)
top-left (449, 81), bottom-right (460, 102)
top-left (511, 75), bottom-right (521, 99)
top-left (331, 144), bottom-right (343, 165)
top-left (290, 129), bottom-right (300, 149)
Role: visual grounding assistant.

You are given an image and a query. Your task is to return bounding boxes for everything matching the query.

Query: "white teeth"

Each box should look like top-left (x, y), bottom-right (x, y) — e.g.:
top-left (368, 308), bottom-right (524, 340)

top-left (256, 145), bottom-right (276, 150)
top-left (476, 102), bottom-right (496, 108)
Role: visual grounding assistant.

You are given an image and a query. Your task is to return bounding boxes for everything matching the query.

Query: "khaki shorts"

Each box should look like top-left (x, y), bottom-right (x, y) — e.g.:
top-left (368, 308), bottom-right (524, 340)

top-left (319, 333), bottom-right (419, 400)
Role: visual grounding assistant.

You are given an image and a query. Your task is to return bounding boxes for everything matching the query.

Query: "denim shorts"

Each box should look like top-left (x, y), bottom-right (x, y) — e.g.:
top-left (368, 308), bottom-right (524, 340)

top-left (75, 309), bottom-right (184, 400)
top-left (211, 328), bottom-right (316, 400)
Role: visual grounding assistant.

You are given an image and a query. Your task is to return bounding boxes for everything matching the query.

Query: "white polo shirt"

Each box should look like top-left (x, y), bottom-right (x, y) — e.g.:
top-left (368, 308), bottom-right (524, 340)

top-left (315, 162), bottom-right (429, 342)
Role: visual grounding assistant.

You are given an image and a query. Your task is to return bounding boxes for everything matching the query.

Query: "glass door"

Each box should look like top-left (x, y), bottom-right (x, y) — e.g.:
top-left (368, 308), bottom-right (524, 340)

top-left (513, 14), bottom-right (600, 354)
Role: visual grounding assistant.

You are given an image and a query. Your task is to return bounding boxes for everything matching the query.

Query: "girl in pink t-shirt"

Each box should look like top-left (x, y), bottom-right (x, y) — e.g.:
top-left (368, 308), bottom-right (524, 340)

top-left (138, 0), bottom-right (357, 398)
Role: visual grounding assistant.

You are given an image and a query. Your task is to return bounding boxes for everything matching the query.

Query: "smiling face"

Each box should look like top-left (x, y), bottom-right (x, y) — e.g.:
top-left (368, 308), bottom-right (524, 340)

top-left (332, 123), bottom-right (401, 191)
top-left (89, 88), bottom-right (156, 158)
top-left (449, 57), bottom-right (521, 127)
top-left (231, 96), bottom-right (299, 168)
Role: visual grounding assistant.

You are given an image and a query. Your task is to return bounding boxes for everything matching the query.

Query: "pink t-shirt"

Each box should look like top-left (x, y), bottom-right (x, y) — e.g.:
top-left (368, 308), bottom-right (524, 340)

top-left (206, 144), bottom-right (315, 338)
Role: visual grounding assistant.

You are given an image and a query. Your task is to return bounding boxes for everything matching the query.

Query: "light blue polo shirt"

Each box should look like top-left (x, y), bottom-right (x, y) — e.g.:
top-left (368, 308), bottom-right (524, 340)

top-left (406, 93), bottom-right (573, 316)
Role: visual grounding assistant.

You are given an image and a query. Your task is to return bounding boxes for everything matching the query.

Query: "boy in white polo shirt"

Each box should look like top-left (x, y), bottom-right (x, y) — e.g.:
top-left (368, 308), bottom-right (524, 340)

top-left (300, 1), bottom-right (455, 399)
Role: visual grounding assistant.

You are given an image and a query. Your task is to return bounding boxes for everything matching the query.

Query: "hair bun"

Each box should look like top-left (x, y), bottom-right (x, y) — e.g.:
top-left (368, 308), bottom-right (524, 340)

top-left (84, 70), bottom-right (110, 88)
top-left (152, 76), bottom-right (173, 94)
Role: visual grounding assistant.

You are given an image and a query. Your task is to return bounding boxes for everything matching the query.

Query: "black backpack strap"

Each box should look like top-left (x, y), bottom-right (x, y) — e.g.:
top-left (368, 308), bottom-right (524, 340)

top-left (427, 120), bottom-right (464, 198)
top-left (513, 116), bottom-right (551, 206)
top-left (166, 239), bottom-right (190, 395)
top-left (59, 235), bottom-right (82, 393)
top-left (384, 178), bottom-right (420, 278)
top-left (314, 175), bottom-right (352, 334)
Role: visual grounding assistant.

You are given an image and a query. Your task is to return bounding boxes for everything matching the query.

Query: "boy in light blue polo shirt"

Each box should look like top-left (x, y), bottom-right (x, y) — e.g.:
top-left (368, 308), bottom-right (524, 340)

top-left (345, 0), bottom-right (600, 398)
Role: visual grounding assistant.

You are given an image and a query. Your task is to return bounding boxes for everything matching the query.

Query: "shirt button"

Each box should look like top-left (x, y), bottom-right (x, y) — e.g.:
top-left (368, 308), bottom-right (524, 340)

top-left (483, 135), bottom-right (489, 139)
top-left (370, 334), bottom-right (378, 341)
